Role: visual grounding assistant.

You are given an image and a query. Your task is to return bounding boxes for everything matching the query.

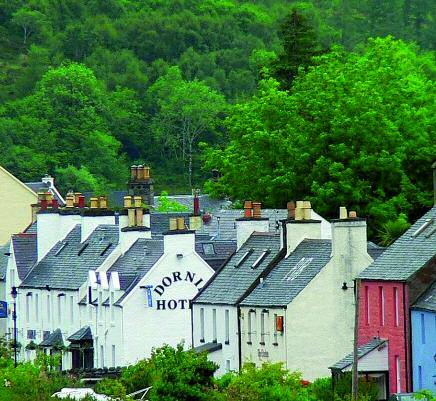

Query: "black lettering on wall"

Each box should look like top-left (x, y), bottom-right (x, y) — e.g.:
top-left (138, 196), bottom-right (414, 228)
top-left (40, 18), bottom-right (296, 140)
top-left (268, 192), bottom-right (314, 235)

top-left (157, 300), bottom-right (166, 310)
top-left (154, 285), bottom-right (165, 296)
top-left (185, 271), bottom-right (195, 283)
top-left (172, 271), bottom-right (182, 282)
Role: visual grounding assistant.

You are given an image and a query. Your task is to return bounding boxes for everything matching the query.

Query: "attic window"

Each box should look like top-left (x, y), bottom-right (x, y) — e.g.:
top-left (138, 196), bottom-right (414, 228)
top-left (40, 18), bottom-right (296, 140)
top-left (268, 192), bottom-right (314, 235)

top-left (78, 243), bottom-right (89, 256)
top-left (100, 243), bottom-right (112, 256)
top-left (411, 218), bottom-right (433, 237)
top-left (234, 248), bottom-right (253, 268)
top-left (251, 249), bottom-right (270, 269)
top-left (54, 242), bottom-right (68, 256)
top-left (202, 243), bottom-right (215, 255)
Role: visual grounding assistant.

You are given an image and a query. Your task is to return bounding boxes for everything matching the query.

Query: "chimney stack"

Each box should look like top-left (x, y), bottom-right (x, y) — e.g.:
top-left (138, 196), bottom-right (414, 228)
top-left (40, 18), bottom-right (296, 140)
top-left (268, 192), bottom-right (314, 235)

top-left (78, 195), bottom-right (85, 208)
top-left (163, 216), bottom-right (195, 254)
top-left (65, 192), bottom-right (75, 208)
top-left (38, 192), bottom-right (48, 210)
top-left (90, 197), bottom-right (99, 209)
top-left (284, 200), bottom-right (321, 256)
top-left (236, 201), bottom-right (269, 249)
top-left (287, 201), bottom-right (296, 219)
top-left (130, 165), bottom-right (137, 180)
top-left (128, 164), bottom-right (154, 206)
top-left (193, 190), bottom-right (200, 216)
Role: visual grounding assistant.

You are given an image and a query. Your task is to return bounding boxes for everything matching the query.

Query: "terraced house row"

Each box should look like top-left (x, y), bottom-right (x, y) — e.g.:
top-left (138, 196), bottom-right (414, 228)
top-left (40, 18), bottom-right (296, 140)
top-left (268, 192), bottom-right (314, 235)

top-left (0, 163), bottom-right (434, 400)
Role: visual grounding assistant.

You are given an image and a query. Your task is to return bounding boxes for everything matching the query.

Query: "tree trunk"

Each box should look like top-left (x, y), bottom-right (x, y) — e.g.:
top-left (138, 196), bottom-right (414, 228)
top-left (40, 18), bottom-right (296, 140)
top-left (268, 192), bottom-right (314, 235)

top-left (188, 140), bottom-right (193, 189)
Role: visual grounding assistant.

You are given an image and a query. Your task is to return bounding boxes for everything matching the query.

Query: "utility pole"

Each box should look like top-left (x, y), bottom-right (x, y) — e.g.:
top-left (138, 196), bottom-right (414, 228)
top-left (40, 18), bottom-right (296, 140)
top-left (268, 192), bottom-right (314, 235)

top-left (352, 279), bottom-right (360, 401)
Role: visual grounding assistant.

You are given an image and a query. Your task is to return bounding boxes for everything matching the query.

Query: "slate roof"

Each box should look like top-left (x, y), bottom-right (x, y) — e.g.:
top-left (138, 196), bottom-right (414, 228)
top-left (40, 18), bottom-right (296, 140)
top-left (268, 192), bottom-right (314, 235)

top-left (241, 239), bottom-right (332, 307)
top-left (68, 326), bottom-right (92, 342)
top-left (25, 181), bottom-right (65, 205)
top-left (194, 232), bottom-right (281, 305)
top-left (359, 207), bottom-right (436, 281)
top-left (108, 238), bottom-right (164, 292)
top-left (367, 242), bottom-right (385, 261)
top-left (194, 342), bottom-right (223, 354)
top-left (12, 234), bottom-right (37, 280)
top-left (40, 329), bottom-right (64, 347)
top-left (330, 338), bottom-right (387, 370)
top-left (195, 239), bottom-right (236, 271)
top-left (0, 242), bottom-right (10, 281)
top-left (23, 221), bottom-right (37, 234)
top-left (150, 213), bottom-right (190, 237)
top-left (20, 225), bottom-right (118, 290)
top-left (412, 281), bottom-right (436, 312)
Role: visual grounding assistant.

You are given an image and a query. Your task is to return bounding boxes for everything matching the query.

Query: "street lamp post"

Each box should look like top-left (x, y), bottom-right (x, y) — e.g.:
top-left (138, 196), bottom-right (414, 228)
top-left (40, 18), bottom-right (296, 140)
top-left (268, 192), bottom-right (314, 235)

top-left (11, 286), bottom-right (18, 368)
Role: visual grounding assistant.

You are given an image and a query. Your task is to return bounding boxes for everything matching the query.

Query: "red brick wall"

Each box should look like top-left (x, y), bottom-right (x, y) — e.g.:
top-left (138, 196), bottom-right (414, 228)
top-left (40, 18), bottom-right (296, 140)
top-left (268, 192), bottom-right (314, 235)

top-left (358, 281), bottom-right (411, 394)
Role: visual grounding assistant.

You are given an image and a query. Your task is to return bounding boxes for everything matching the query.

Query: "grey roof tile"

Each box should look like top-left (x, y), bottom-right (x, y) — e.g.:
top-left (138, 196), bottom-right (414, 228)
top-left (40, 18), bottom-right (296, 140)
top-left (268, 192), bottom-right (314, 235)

top-left (194, 342), bottom-right (222, 354)
top-left (194, 232), bottom-right (281, 305)
top-left (330, 338), bottom-right (387, 370)
top-left (68, 326), bottom-right (92, 341)
top-left (23, 221), bottom-right (37, 234)
top-left (0, 242), bottom-right (10, 281)
top-left (195, 239), bottom-right (236, 271)
top-left (20, 225), bottom-right (118, 290)
top-left (150, 213), bottom-right (190, 237)
top-left (12, 234), bottom-right (37, 280)
top-left (412, 281), bottom-right (436, 312)
top-left (241, 239), bottom-right (332, 307)
top-left (25, 182), bottom-right (65, 205)
top-left (40, 328), bottom-right (64, 347)
top-left (359, 207), bottom-right (436, 281)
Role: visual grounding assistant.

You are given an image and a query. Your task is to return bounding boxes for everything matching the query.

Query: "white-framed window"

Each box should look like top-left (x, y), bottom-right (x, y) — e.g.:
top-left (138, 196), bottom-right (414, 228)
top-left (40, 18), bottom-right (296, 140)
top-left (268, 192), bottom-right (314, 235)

top-left (26, 295), bottom-right (31, 323)
top-left (35, 293), bottom-right (39, 323)
top-left (46, 294), bottom-right (51, 323)
top-left (225, 309), bottom-right (230, 344)
top-left (112, 345), bottom-right (116, 367)
top-left (247, 310), bottom-right (255, 343)
top-left (260, 311), bottom-right (267, 344)
top-left (200, 308), bottom-right (205, 342)
top-left (395, 356), bottom-right (401, 392)
top-left (273, 313), bottom-right (278, 343)
top-left (212, 309), bottom-right (217, 343)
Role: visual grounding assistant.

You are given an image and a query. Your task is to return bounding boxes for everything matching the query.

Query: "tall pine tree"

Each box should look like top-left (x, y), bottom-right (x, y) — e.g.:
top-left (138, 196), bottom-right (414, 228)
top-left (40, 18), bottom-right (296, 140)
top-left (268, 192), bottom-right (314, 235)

top-left (272, 8), bottom-right (320, 90)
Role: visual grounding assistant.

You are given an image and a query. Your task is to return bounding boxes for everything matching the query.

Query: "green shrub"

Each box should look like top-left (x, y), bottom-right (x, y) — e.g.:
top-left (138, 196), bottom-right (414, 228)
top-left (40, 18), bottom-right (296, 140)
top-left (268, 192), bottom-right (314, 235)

top-left (95, 378), bottom-right (126, 399)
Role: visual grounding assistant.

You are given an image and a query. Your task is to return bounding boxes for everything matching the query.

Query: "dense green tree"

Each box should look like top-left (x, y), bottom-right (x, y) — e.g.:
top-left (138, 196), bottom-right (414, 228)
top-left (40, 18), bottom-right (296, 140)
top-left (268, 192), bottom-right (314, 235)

top-left (204, 37), bottom-right (435, 236)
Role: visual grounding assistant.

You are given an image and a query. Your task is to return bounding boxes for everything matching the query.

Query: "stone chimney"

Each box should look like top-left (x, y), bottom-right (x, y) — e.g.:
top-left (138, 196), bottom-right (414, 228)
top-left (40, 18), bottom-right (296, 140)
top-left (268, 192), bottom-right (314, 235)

top-left (163, 217), bottom-right (195, 254)
top-left (118, 195), bottom-right (151, 252)
top-left (235, 201), bottom-right (269, 250)
top-left (128, 164), bottom-right (154, 206)
top-left (331, 207), bottom-right (371, 282)
top-left (283, 200), bottom-right (321, 256)
top-left (80, 195), bottom-right (115, 242)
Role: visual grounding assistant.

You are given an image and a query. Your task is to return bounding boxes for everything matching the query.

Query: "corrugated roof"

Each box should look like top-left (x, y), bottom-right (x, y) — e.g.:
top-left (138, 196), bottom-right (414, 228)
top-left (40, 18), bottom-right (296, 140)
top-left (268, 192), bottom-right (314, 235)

top-left (194, 232), bottom-right (281, 305)
top-left (241, 239), bottom-right (332, 307)
top-left (412, 281), bottom-right (436, 312)
top-left (359, 207), bottom-right (436, 281)
top-left (20, 225), bottom-right (118, 290)
top-left (330, 338), bottom-right (387, 370)
top-left (12, 234), bottom-right (37, 280)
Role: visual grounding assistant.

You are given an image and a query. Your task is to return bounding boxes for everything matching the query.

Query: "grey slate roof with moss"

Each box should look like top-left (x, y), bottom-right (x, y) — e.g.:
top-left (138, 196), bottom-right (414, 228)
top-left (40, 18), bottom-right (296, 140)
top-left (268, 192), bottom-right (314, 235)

top-left (330, 338), bottom-right (387, 370)
top-left (12, 234), bottom-right (37, 280)
top-left (359, 207), bottom-right (436, 281)
top-left (40, 328), bottom-right (64, 347)
top-left (412, 281), bottom-right (436, 312)
top-left (20, 225), bottom-right (118, 290)
top-left (194, 232), bottom-right (281, 305)
top-left (241, 239), bottom-right (332, 307)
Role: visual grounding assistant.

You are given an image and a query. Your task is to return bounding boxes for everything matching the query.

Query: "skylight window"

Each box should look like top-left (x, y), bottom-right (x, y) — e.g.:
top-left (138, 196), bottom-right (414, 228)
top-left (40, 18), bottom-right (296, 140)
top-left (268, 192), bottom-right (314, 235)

top-left (282, 257), bottom-right (313, 281)
top-left (251, 249), bottom-right (271, 269)
top-left (234, 248), bottom-right (253, 268)
top-left (54, 241), bottom-right (68, 256)
top-left (100, 243), bottom-right (112, 257)
top-left (78, 243), bottom-right (89, 256)
top-left (412, 218), bottom-right (433, 237)
top-left (202, 243), bottom-right (215, 255)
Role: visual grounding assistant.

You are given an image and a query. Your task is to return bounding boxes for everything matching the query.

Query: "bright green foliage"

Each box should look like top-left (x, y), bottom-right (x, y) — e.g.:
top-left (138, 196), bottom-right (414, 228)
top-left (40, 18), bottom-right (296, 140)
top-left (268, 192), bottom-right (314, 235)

top-left (156, 191), bottom-right (190, 212)
top-left (205, 37), bottom-right (435, 236)
top-left (120, 344), bottom-right (219, 401)
top-left (148, 67), bottom-right (227, 187)
top-left (378, 214), bottom-right (411, 246)
top-left (218, 362), bottom-right (311, 401)
top-left (95, 378), bottom-right (127, 399)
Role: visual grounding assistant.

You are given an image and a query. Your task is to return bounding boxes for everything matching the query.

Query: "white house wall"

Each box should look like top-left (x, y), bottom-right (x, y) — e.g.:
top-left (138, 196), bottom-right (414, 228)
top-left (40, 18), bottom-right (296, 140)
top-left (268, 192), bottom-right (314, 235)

top-left (192, 304), bottom-right (239, 376)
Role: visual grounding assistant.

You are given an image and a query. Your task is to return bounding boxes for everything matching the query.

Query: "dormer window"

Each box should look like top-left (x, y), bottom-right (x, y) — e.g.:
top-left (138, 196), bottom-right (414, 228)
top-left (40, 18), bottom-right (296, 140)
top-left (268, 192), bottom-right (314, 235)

top-left (202, 243), bottom-right (215, 255)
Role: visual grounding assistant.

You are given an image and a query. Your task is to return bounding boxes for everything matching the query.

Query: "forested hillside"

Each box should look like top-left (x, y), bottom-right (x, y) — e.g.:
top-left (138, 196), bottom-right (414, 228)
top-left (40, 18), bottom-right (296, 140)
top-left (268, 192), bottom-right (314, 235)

top-left (0, 0), bottom-right (435, 236)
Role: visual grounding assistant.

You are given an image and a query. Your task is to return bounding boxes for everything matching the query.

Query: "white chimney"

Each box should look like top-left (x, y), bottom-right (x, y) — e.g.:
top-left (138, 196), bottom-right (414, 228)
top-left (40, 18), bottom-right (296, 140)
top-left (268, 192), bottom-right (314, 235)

top-left (81, 212), bottom-right (116, 242)
top-left (41, 174), bottom-right (54, 188)
top-left (163, 217), bottom-right (195, 254)
top-left (236, 201), bottom-right (269, 250)
top-left (331, 208), bottom-right (371, 282)
top-left (118, 211), bottom-right (152, 253)
top-left (284, 201), bottom-right (321, 256)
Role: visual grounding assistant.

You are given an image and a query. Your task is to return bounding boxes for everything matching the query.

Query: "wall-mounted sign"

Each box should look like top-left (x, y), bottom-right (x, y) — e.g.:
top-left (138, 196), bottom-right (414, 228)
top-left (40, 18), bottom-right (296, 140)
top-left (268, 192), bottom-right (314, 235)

top-left (0, 301), bottom-right (8, 318)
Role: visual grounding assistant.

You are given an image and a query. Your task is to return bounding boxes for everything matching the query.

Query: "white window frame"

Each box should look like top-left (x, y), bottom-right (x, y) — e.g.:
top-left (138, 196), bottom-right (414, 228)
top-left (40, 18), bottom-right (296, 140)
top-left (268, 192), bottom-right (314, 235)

top-left (200, 308), bottom-right (205, 342)
top-left (212, 309), bottom-right (217, 343)
top-left (224, 309), bottom-right (230, 344)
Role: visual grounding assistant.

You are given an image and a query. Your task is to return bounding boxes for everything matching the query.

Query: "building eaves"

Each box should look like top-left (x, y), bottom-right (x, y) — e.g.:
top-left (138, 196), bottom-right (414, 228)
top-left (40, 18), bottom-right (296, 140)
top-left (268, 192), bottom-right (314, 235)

top-left (68, 326), bottom-right (92, 342)
top-left (359, 207), bottom-right (436, 281)
top-left (411, 280), bottom-right (436, 312)
top-left (240, 239), bottom-right (332, 307)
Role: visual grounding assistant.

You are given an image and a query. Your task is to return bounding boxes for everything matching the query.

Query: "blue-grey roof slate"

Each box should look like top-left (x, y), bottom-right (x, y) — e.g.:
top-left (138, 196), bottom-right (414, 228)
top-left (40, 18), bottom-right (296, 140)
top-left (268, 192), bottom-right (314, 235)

top-left (241, 239), bottom-right (332, 307)
top-left (150, 213), bottom-right (190, 237)
top-left (412, 281), bottom-right (436, 312)
top-left (194, 232), bottom-right (281, 305)
top-left (23, 221), bottom-right (37, 234)
top-left (359, 207), bottom-right (436, 281)
top-left (0, 242), bottom-right (10, 281)
top-left (195, 239), bottom-right (236, 271)
top-left (40, 328), bottom-right (63, 347)
top-left (20, 225), bottom-right (118, 290)
top-left (330, 338), bottom-right (387, 370)
top-left (68, 326), bottom-right (92, 341)
top-left (12, 234), bottom-right (37, 280)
